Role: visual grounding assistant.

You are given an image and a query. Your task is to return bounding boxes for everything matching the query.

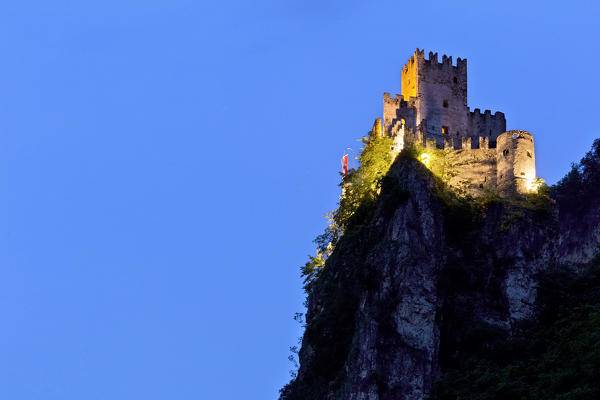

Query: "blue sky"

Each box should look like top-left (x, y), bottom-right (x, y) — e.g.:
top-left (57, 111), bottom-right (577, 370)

top-left (0, 1), bottom-right (599, 399)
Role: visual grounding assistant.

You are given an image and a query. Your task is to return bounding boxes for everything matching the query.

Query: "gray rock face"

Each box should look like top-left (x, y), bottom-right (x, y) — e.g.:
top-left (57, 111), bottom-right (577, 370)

top-left (341, 160), bottom-right (445, 400)
top-left (281, 157), bottom-right (592, 400)
top-left (558, 204), bottom-right (600, 265)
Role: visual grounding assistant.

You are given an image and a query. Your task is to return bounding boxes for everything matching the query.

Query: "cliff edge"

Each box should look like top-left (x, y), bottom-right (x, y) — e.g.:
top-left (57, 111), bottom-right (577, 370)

top-left (280, 139), bottom-right (600, 400)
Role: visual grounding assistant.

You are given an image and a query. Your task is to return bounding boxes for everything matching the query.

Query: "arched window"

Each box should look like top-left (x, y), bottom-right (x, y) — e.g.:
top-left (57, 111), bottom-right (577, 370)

top-left (503, 149), bottom-right (509, 157)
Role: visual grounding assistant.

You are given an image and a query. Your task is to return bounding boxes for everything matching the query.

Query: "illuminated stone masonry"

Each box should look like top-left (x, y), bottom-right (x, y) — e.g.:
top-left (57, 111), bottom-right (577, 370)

top-left (381, 48), bottom-right (537, 197)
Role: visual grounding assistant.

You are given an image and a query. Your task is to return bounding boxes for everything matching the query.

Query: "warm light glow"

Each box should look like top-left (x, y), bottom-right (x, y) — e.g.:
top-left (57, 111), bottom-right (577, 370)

top-left (527, 180), bottom-right (538, 192)
top-left (420, 153), bottom-right (431, 167)
top-left (526, 177), bottom-right (544, 193)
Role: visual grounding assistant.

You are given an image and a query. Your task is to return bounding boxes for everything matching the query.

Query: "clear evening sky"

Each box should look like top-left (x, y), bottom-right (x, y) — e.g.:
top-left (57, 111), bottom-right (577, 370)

top-left (0, 1), bottom-right (598, 399)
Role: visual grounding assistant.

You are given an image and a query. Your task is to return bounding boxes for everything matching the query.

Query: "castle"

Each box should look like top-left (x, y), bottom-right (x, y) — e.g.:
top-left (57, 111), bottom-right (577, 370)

top-left (380, 49), bottom-right (537, 196)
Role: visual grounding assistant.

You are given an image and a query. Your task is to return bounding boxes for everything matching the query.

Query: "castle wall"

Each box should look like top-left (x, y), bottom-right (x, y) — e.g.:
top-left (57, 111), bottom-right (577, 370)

top-left (380, 49), bottom-right (537, 198)
top-left (497, 131), bottom-right (536, 196)
top-left (416, 135), bottom-right (498, 196)
top-left (391, 127), bottom-right (536, 197)
top-left (467, 109), bottom-right (506, 143)
top-left (383, 93), bottom-right (417, 136)
top-left (386, 49), bottom-right (506, 144)
top-left (444, 147), bottom-right (498, 195)
top-left (400, 53), bottom-right (418, 102)
top-left (413, 51), bottom-right (469, 141)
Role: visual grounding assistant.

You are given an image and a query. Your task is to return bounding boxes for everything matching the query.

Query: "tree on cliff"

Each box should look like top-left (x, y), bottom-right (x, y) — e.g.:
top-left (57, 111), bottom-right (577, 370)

top-left (300, 127), bottom-right (393, 292)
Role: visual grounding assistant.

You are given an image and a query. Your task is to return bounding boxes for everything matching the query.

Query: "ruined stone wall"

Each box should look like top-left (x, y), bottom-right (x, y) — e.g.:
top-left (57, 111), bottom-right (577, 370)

top-left (408, 133), bottom-right (499, 196)
top-left (389, 126), bottom-right (536, 197)
top-left (444, 146), bottom-right (498, 195)
top-left (414, 51), bottom-right (469, 140)
top-left (468, 108), bottom-right (506, 142)
top-left (446, 142), bottom-right (498, 196)
top-left (383, 93), bottom-right (417, 136)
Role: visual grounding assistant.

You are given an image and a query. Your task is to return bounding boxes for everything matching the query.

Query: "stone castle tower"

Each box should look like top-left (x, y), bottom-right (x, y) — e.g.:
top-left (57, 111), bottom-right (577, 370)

top-left (381, 49), bottom-right (537, 197)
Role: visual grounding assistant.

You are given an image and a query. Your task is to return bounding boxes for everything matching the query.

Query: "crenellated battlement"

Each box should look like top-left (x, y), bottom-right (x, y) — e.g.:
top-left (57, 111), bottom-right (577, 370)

top-left (469, 108), bottom-right (505, 119)
top-left (381, 50), bottom-right (536, 197)
top-left (468, 107), bottom-right (507, 139)
top-left (405, 48), bottom-right (467, 69)
top-left (383, 92), bottom-right (417, 107)
top-left (392, 121), bottom-right (493, 149)
top-left (383, 92), bottom-right (418, 136)
top-left (396, 48), bottom-right (470, 139)
top-left (406, 48), bottom-right (425, 66)
top-left (402, 132), bottom-right (499, 151)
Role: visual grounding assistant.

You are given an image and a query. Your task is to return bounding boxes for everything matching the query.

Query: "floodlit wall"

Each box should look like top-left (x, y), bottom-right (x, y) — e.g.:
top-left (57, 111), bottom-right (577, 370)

top-left (467, 108), bottom-right (506, 143)
top-left (390, 126), bottom-right (536, 197)
top-left (381, 50), bottom-right (536, 198)
top-left (383, 49), bottom-right (504, 142)
top-left (497, 131), bottom-right (536, 196)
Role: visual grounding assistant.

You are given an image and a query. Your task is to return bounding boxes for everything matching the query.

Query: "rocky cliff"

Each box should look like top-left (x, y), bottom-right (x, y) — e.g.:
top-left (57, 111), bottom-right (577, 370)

top-left (280, 140), bottom-right (600, 400)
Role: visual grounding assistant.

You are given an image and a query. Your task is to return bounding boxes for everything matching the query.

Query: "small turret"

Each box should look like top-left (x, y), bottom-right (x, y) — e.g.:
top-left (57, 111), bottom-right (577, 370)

top-left (497, 131), bottom-right (536, 195)
top-left (373, 118), bottom-right (383, 137)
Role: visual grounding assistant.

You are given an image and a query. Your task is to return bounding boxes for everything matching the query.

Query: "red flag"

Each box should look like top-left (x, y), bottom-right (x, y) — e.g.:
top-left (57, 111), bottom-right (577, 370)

top-left (341, 154), bottom-right (349, 176)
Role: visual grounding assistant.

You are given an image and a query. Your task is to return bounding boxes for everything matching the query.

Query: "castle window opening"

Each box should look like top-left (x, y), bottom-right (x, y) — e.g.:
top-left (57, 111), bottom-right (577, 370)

top-left (442, 126), bottom-right (448, 135)
top-left (503, 149), bottom-right (509, 157)
top-left (521, 172), bottom-right (526, 176)
top-left (453, 76), bottom-right (458, 83)
top-left (527, 151), bottom-right (532, 158)
top-left (443, 100), bottom-right (448, 108)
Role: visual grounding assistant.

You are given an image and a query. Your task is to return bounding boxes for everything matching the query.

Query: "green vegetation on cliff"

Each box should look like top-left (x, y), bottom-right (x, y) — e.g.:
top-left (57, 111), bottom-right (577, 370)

top-left (282, 162), bottom-right (426, 400)
top-left (431, 256), bottom-right (600, 400)
top-left (430, 139), bottom-right (600, 400)
top-left (300, 128), bottom-right (394, 292)
top-left (552, 138), bottom-right (600, 213)
top-left (301, 133), bottom-right (556, 293)
top-left (285, 134), bottom-right (598, 400)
